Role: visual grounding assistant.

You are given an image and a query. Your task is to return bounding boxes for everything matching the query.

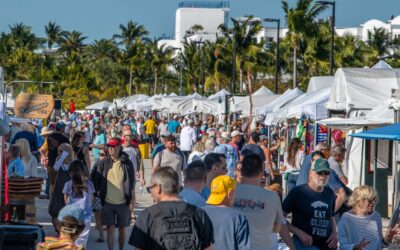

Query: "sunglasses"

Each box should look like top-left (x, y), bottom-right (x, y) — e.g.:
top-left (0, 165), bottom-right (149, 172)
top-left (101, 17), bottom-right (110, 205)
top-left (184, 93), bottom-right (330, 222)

top-left (316, 171), bottom-right (330, 176)
top-left (146, 184), bottom-right (158, 193)
top-left (366, 197), bottom-right (377, 204)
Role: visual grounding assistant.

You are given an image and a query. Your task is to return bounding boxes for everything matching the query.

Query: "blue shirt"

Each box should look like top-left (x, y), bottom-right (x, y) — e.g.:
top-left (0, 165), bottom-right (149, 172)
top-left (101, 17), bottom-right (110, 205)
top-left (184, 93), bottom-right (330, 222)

top-left (214, 144), bottom-right (239, 177)
top-left (202, 205), bottom-right (251, 250)
top-left (168, 120), bottom-right (180, 134)
top-left (63, 180), bottom-right (95, 220)
top-left (8, 158), bottom-right (25, 177)
top-left (201, 186), bottom-right (211, 200)
top-left (179, 187), bottom-right (206, 207)
top-left (93, 133), bottom-right (106, 160)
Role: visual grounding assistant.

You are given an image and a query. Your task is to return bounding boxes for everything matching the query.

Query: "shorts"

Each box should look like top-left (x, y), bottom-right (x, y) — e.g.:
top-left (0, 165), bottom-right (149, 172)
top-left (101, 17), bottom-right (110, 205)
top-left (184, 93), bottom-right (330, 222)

top-left (47, 166), bottom-right (57, 185)
top-left (92, 196), bottom-right (102, 211)
top-left (101, 202), bottom-right (130, 228)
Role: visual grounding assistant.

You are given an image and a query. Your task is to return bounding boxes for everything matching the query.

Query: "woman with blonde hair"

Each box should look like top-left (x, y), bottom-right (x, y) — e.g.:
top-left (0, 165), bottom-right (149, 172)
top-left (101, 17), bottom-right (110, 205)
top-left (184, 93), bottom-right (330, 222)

top-left (283, 138), bottom-right (304, 193)
top-left (338, 185), bottom-right (400, 249)
top-left (15, 138), bottom-right (38, 177)
top-left (188, 141), bottom-right (206, 163)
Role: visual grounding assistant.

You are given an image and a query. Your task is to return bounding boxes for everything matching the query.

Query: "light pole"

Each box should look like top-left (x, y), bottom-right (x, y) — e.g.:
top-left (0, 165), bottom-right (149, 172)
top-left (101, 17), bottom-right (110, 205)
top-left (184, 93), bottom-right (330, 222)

top-left (317, 0), bottom-right (336, 76)
top-left (193, 40), bottom-right (206, 95)
top-left (231, 31), bottom-right (237, 95)
top-left (264, 18), bottom-right (280, 94)
top-left (172, 47), bottom-right (184, 96)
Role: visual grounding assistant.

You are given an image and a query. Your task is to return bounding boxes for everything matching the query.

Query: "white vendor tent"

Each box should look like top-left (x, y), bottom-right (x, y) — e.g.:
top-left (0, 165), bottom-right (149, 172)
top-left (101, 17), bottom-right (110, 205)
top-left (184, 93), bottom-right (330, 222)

top-left (175, 98), bottom-right (219, 115)
top-left (85, 101), bottom-right (112, 110)
top-left (252, 86), bottom-right (274, 96)
top-left (232, 95), bottom-right (279, 116)
top-left (372, 60), bottom-right (392, 69)
top-left (123, 94), bottom-right (149, 108)
top-left (257, 88), bottom-right (303, 115)
top-left (326, 68), bottom-right (400, 112)
top-left (307, 76), bottom-right (334, 93)
top-left (208, 89), bottom-right (230, 100)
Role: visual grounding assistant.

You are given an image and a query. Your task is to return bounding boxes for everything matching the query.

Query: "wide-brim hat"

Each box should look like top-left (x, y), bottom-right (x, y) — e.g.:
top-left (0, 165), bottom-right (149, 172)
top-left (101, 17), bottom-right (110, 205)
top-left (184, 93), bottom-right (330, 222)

top-left (40, 127), bottom-right (54, 136)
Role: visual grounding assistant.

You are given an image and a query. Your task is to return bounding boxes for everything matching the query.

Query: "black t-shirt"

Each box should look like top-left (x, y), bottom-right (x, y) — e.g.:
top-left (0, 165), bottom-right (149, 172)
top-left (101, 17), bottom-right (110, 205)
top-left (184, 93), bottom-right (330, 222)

top-left (282, 184), bottom-right (336, 249)
top-left (47, 132), bottom-right (70, 167)
top-left (129, 200), bottom-right (214, 250)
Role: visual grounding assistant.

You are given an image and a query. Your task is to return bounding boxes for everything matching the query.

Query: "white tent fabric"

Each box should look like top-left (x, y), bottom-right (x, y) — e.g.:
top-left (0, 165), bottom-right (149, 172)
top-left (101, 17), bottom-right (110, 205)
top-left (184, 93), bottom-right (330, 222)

top-left (208, 89), bottom-right (231, 99)
top-left (318, 99), bottom-right (397, 129)
top-left (113, 98), bottom-right (124, 109)
top-left (257, 88), bottom-right (303, 115)
top-left (85, 101), bottom-right (112, 110)
top-left (372, 60), bottom-right (392, 69)
top-left (123, 94), bottom-right (149, 108)
top-left (287, 88), bottom-right (331, 120)
top-left (169, 92), bottom-right (177, 97)
top-left (231, 95), bottom-right (279, 116)
top-left (252, 86), bottom-right (273, 96)
top-left (161, 96), bottom-right (186, 111)
top-left (175, 98), bottom-right (219, 114)
top-left (326, 68), bottom-right (400, 111)
top-left (307, 76), bottom-right (334, 93)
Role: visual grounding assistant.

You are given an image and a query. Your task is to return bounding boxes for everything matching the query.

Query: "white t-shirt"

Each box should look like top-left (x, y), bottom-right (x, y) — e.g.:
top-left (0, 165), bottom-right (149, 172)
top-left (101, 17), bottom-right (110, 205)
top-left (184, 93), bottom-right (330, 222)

top-left (179, 126), bottom-right (197, 151)
top-left (123, 147), bottom-right (138, 173)
top-left (234, 184), bottom-right (284, 250)
top-left (158, 123), bottom-right (169, 136)
top-left (283, 150), bottom-right (304, 172)
top-left (188, 151), bottom-right (206, 164)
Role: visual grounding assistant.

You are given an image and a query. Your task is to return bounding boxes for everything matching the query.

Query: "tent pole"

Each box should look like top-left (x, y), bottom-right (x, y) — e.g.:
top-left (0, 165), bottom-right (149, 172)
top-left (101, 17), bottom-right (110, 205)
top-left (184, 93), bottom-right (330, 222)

top-left (374, 140), bottom-right (378, 190)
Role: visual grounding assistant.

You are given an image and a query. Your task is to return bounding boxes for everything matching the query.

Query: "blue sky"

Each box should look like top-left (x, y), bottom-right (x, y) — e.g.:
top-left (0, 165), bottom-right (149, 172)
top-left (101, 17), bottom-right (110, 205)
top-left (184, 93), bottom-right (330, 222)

top-left (1, 0), bottom-right (399, 42)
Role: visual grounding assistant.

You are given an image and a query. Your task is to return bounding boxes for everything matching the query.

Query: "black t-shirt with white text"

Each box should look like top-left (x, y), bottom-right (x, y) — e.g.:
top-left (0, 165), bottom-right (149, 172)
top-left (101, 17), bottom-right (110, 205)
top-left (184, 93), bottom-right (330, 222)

top-left (129, 200), bottom-right (214, 250)
top-left (282, 184), bottom-right (336, 249)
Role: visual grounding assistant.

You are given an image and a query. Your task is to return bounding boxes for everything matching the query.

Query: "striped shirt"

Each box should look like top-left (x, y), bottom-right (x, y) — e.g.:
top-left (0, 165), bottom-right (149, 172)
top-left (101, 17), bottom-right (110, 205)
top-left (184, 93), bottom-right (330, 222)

top-left (338, 211), bottom-right (384, 250)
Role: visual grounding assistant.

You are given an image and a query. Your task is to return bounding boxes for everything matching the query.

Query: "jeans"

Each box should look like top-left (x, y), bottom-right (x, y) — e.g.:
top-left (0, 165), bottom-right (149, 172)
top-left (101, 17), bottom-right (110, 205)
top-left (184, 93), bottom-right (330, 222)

top-left (293, 237), bottom-right (320, 250)
top-left (44, 171), bottom-right (50, 196)
top-left (287, 172), bottom-right (299, 194)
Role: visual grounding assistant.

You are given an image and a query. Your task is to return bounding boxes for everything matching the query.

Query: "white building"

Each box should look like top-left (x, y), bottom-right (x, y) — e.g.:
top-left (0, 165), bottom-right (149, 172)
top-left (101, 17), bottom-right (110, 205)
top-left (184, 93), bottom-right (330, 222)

top-left (158, 1), bottom-right (230, 49)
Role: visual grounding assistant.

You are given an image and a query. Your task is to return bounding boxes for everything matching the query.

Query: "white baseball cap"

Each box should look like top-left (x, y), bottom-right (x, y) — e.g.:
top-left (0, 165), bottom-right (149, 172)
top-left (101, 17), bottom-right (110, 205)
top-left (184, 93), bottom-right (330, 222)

top-left (231, 130), bottom-right (243, 137)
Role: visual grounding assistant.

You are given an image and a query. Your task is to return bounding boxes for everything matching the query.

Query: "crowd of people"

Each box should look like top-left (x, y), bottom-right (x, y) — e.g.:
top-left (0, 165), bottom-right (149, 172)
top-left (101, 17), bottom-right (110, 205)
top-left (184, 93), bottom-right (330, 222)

top-left (4, 111), bottom-right (400, 249)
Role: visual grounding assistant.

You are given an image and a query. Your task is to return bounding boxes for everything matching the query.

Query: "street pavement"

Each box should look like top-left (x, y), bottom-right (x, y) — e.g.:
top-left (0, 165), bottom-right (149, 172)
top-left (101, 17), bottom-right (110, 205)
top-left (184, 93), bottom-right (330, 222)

top-left (36, 159), bottom-right (154, 250)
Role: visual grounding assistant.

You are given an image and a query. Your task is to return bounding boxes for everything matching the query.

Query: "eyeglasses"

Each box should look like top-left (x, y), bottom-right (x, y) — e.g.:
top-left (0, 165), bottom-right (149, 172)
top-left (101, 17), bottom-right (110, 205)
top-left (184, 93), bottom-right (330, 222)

top-left (316, 171), bottom-right (330, 176)
top-left (146, 184), bottom-right (158, 193)
top-left (366, 197), bottom-right (377, 204)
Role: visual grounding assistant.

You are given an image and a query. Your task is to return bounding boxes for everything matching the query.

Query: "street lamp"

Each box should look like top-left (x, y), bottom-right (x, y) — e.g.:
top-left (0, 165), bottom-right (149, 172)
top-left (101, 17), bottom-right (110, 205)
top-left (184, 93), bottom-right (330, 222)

top-left (264, 18), bottom-right (280, 94)
top-left (317, 0), bottom-right (336, 76)
top-left (172, 47), bottom-right (184, 96)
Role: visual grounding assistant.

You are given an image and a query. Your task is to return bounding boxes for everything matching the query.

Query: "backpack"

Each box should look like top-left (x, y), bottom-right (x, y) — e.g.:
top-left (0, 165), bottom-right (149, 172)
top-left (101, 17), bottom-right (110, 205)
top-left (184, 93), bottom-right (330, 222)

top-left (152, 204), bottom-right (202, 250)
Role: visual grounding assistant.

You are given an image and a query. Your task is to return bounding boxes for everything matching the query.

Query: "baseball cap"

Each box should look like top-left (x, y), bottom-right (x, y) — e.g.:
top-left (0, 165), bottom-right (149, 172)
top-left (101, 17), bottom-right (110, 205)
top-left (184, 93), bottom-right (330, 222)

top-left (107, 138), bottom-right (122, 147)
top-left (173, 115), bottom-right (178, 119)
top-left (260, 135), bottom-right (268, 141)
top-left (231, 130), bottom-right (243, 137)
top-left (221, 132), bottom-right (231, 141)
top-left (311, 158), bottom-right (331, 173)
top-left (207, 176), bottom-right (236, 205)
top-left (188, 119), bottom-right (194, 124)
top-left (57, 204), bottom-right (85, 224)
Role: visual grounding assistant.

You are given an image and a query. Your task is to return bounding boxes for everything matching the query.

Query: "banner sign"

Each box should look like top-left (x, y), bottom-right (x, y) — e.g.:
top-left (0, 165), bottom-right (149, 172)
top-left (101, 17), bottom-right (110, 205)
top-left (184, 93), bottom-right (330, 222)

top-left (14, 94), bottom-right (54, 119)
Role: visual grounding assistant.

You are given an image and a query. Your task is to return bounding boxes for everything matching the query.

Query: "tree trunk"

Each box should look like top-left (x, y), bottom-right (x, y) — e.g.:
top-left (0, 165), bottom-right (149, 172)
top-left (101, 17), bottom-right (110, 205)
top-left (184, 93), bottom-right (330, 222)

top-left (239, 68), bottom-right (243, 93)
top-left (129, 65), bottom-right (133, 96)
top-left (293, 46), bottom-right (297, 89)
top-left (247, 70), bottom-right (253, 134)
top-left (154, 70), bottom-right (158, 95)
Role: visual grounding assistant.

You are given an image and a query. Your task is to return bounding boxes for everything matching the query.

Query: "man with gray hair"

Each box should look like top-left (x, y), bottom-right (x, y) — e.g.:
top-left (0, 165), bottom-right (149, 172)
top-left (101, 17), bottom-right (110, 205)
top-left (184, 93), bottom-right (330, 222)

top-left (129, 166), bottom-right (214, 250)
top-left (328, 145), bottom-right (348, 185)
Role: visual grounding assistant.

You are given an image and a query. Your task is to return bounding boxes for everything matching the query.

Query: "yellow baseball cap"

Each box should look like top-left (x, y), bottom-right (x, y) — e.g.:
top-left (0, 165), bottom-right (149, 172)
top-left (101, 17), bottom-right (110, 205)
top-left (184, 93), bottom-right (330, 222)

top-left (206, 176), bottom-right (236, 205)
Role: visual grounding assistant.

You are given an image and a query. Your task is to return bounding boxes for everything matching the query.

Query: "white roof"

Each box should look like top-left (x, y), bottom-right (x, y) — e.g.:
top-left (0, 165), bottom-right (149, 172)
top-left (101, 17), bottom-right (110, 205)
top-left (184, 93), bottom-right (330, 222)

top-left (231, 95), bottom-right (279, 116)
top-left (175, 98), bottom-right (219, 115)
top-left (208, 89), bottom-right (231, 99)
top-left (252, 86), bottom-right (273, 96)
top-left (85, 101), bottom-right (113, 110)
top-left (307, 76), bottom-right (335, 93)
top-left (169, 92), bottom-right (178, 97)
top-left (257, 88), bottom-right (303, 115)
top-left (287, 88), bottom-right (331, 120)
top-left (326, 68), bottom-right (400, 111)
top-left (318, 99), bottom-right (396, 129)
top-left (123, 94), bottom-right (149, 107)
top-left (372, 60), bottom-right (392, 69)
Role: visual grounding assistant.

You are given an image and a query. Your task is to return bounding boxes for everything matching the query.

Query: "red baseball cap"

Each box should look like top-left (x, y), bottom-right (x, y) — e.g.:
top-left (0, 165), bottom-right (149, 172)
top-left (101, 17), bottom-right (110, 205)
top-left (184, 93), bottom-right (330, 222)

top-left (107, 138), bottom-right (122, 147)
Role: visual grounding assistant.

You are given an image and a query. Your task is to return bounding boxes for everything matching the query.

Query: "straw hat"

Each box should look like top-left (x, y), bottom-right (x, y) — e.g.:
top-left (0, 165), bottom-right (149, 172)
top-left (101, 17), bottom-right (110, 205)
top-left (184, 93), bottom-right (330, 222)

top-left (40, 127), bottom-right (54, 136)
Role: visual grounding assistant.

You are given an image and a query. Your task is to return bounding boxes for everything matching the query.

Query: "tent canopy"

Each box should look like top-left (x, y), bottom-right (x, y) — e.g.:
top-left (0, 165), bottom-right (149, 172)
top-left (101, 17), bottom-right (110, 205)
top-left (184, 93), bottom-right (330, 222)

top-left (257, 88), bottom-right (303, 115)
top-left (372, 60), bottom-right (392, 69)
top-left (327, 68), bottom-right (400, 111)
top-left (350, 123), bottom-right (400, 140)
top-left (208, 89), bottom-right (231, 99)
top-left (307, 76), bottom-right (334, 93)
top-left (252, 86), bottom-right (273, 96)
top-left (85, 101), bottom-right (113, 110)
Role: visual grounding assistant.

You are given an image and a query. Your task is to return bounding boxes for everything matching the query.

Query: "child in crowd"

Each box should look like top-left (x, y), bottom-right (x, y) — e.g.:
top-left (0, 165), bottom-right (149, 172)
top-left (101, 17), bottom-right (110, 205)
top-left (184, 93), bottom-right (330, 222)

top-left (63, 162), bottom-right (95, 247)
top-left (37, 204), bottom-right (85, 250)
top-left (6, 144), bottom-right (25, 177)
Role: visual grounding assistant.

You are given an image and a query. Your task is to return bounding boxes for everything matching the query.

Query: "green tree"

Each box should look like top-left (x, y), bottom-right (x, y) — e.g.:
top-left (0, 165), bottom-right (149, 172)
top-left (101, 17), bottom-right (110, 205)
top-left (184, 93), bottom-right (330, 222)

top-left (44, 21), bottom-right (66, 49)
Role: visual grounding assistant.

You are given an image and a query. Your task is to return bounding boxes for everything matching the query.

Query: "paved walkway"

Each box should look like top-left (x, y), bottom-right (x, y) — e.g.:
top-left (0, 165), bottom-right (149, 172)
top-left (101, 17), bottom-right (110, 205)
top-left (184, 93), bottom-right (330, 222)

top-left (36, 159), bottom-right (154, 250)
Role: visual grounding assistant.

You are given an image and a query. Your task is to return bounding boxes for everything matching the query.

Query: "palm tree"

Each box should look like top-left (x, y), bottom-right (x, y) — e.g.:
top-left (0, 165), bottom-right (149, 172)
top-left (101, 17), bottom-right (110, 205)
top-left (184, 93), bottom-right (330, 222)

top-left (84, 39), bottom-right (119, 61)
top-left (9, 23), bottom-right (42, 50)
top-left (113, 21), bottom-right (148, 49)
top-left (60, 31), bottom-right (87, 56)
top-left (44, 21), bottom-right (66, 49)
top-left (367, 27), bottom-right (392, 58)
top-left (282, 0), bottom-right (327, 88)
top-left (219, 16), bottom-right (263, 93)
